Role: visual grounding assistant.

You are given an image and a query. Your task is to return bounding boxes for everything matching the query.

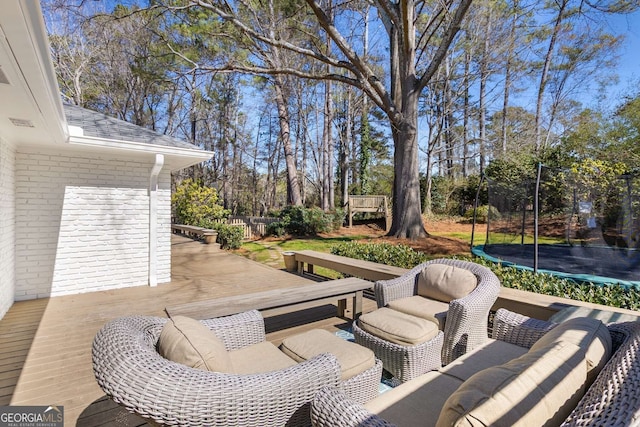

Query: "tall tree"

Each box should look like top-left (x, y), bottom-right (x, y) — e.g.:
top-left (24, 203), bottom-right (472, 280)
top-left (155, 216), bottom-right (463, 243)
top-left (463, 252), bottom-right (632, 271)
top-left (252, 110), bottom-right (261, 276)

top-left (165, 0), bottom-right (472, 238)
top-left (533, 0), bottom-right (635, 151)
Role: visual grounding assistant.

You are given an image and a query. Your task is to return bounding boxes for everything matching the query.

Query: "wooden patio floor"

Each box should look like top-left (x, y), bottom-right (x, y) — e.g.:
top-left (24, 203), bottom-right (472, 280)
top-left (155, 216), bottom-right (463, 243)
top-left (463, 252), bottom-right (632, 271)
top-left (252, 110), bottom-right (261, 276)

top-left (0, 235), bottom-right (377, 426)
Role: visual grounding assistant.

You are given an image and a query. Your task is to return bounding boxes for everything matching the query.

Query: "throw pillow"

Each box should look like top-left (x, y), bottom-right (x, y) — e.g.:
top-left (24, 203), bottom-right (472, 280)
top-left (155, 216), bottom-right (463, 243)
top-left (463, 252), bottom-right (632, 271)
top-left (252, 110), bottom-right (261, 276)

top-left (418, 264), bottom-right (478, 303)
top-left (529, 316), bottom-right (612, 384)
top-left (158, 315), bottom-right (233, 372)
top-left (436, 341), bottom-right (587, 427)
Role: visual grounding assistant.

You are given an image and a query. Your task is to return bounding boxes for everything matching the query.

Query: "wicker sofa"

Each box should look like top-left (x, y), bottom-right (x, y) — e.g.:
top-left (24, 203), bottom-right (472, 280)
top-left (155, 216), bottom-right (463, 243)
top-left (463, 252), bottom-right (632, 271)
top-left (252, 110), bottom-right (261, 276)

top-left (311, 309), bottom-right (640, 427)
top-left (92, 310), bottom-right (380, 427)
top-left (372, 258), bottom-right (501, 366)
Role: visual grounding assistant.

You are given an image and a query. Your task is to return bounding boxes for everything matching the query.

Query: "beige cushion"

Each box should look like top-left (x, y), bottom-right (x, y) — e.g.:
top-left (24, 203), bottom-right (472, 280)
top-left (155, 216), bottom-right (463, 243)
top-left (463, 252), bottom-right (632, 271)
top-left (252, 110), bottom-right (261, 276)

top-left (436, 341), bottom-right (587, 427)
top-left (229, 341), bottom-right (297, 374)
top-left (418, 264), bottom-right (478, 303)
top-left (365, 370), bottom-right (463, 427)
top-left (441, 338), bottom-right (529, 382)
top-left (158, 316), bottom-right (233, 372)
top-left (530, 316), bottom-right (612, 384)
top-left (387, 296), bottom-right (449, 330)
top-left (280, 329), bottom-right (375, 380)
top-left (359, 307), bottom-right (439, 346)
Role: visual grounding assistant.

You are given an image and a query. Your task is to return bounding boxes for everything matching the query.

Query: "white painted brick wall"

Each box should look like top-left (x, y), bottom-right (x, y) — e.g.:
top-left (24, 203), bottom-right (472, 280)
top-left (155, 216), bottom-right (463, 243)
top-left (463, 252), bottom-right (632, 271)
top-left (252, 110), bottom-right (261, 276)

top-left (0, 137), bottom-right (16, 318)
top-left (15, 148), bottom-right (171, 299)
top-left (157, 171), bottom-right (171, 281)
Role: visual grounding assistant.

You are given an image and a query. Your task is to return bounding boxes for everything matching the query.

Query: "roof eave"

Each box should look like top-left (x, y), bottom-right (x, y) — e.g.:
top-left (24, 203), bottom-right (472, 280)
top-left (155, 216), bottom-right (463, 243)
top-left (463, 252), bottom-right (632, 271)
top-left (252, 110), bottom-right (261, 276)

top-left (68, 134), bottom-right (213, 171)
top-left (0, 1), bottom-right (68, 146)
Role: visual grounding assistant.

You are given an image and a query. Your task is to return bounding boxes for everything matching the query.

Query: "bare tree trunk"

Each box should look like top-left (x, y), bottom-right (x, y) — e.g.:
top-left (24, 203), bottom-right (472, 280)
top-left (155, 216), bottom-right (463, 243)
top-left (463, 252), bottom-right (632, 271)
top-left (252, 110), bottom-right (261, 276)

top-left (322, 5), bottom-right (334, 211)
top-left (444, 55), bottom-right (454, 177)
top-left (535, 0), bottom-right (568, 151)
top-left (463, 46), bottom-right (471, 177)
top-left (272, 76), bottom-right (303, 206)
top-left (340, 90), bottom-right (352, 207)
top-left (390, 99), bottom-right (425, 238)
top-left (501, 0), bottom-right (518, 154)
top-left (387, 6), bottom-right (426, 238)
top-left (478, 7), bottom-right (491, 176)
top-left (322, 79), bottom-right (332, 210)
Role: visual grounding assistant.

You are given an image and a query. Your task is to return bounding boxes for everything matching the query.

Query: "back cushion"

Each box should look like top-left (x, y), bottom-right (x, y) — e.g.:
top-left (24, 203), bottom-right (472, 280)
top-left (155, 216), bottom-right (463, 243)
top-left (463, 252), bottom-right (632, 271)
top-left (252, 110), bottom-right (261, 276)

top-left (418, 264), bottom-right (478, 303)
top-left (529, 316), bottom-right (612, 384)
top-left (158, 316), bottom-right (233, 372)
top-left (436, 341), bottom-right (587, 427)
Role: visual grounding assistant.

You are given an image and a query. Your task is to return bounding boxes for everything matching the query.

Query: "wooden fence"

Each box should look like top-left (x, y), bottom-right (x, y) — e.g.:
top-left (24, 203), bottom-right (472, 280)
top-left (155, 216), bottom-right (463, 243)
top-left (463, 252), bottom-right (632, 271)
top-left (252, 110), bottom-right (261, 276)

top-left (215, 216), bottom-right (279, 240)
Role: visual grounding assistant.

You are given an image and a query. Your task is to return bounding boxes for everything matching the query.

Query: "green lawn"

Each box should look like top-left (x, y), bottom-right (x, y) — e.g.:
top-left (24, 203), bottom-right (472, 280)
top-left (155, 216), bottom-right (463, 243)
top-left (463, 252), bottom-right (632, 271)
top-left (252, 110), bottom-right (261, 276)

top-left (267, 235), bottom-right (370, 252)
top-left (237, 235), bottom-right (370, 279)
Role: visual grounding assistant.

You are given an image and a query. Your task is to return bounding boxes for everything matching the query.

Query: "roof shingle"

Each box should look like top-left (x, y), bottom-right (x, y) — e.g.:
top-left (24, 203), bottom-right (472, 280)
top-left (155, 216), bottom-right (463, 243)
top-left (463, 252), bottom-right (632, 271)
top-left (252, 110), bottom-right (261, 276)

top-left (64, 104), bottom-right (198, 150)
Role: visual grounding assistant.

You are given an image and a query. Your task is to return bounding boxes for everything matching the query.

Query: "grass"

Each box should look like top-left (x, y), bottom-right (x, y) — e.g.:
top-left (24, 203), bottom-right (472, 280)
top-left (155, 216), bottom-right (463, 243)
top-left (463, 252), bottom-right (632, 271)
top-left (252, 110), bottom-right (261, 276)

top-left (236, 235), bottom-right (368, 279)
top-left (430, 231), bottom-right (473, 241)
top-left (475, 233), bottom-right (565, 246)
top-left (268, 235), bottom-right (369, 252)
top-left (240, 242), bottom-right (274, 264)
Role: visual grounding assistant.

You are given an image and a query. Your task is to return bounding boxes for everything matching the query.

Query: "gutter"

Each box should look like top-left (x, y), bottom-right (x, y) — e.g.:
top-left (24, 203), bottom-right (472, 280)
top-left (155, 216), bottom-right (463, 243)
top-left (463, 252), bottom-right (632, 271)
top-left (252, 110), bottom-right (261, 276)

top-left (149, 154), bottom-right (164, 286)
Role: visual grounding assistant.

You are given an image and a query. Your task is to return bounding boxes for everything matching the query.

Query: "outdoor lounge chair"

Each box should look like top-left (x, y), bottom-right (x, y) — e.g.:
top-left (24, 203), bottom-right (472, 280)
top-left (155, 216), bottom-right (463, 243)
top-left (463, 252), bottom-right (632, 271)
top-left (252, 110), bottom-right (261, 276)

top-left (92, 310), bottom-right (380, 427)
top-left (365, 258), bottom-right (501, 368)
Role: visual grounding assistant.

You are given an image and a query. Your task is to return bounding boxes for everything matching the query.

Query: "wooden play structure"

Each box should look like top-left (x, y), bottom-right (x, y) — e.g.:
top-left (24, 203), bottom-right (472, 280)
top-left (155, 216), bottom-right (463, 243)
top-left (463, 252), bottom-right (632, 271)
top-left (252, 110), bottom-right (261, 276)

top-left (347, 195), bottom-right (391, 231)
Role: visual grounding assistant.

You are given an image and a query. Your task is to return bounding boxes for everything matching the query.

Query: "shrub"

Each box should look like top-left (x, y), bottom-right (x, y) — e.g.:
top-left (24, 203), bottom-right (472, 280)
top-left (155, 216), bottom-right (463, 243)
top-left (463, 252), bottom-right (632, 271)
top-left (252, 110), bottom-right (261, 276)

top-left (266, 221), bottom-right (286, 237)
top-left (330, 208), bottom-right (346, 230)
top-left (470, 256), bottom-right (640, 311)
top-left (172, 178), bottom-right (230, 225)
top-left (215, 224), bottom-right (244, 249)
top-left (464, 205), bottom-right (501, 223)
top-left (267, 206), bottom-right (343, 236)
top-left (331, 242), bottom-right (428, 269)
top-left (331, 241), bottom-right (640, 310)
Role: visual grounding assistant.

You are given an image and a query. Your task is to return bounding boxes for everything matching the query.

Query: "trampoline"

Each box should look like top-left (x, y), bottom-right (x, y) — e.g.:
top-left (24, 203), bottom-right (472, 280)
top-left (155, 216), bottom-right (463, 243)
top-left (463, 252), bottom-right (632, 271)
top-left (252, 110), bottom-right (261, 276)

top-left (472, 164), bottom-right (640, 288)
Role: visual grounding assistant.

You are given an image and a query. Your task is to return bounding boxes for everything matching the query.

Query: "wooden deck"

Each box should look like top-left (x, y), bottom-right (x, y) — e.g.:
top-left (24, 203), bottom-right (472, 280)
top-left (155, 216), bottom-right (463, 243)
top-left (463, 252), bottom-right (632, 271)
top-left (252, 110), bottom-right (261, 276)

top-left (0, 235), bottom-right (377, 426)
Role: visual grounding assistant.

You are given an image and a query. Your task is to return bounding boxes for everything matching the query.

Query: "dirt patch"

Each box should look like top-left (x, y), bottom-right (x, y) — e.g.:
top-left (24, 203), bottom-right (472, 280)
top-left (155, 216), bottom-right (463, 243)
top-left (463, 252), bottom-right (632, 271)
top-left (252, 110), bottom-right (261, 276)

top-left (242, 218), bottom-right (474, 267)
top-left (376, 234), bottom-right (470, 256)
top-left (321, 217), bottom-right (473, 257)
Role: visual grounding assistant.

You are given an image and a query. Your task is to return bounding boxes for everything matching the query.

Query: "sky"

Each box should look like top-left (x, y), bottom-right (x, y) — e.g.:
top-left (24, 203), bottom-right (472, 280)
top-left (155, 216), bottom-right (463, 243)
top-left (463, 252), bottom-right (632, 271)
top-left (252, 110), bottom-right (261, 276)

top-left (599, 9), bottom-right (640, 102)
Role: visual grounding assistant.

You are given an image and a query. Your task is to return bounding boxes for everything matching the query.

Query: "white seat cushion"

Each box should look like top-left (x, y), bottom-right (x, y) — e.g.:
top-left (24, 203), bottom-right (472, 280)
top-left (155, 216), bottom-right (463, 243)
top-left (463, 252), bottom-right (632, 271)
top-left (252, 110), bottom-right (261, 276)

top-left (440, 338), bottom-right (529, 382)
top-left (230, 341), bottom-right (297, 374)
top-left (365, 371), bottom-right (463, 427)
top-left (387, 296), bottom-right (449, 330)
top-left (280, 329), bottom-right (375, 380)
top-left (358, 307), bottom-right (440, 346)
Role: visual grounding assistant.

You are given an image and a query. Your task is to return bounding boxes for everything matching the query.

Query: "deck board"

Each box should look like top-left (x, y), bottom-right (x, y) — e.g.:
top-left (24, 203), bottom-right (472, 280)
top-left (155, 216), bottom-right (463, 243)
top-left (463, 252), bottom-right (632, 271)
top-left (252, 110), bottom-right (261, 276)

top-left (0, 234), bottom-right (377, 425)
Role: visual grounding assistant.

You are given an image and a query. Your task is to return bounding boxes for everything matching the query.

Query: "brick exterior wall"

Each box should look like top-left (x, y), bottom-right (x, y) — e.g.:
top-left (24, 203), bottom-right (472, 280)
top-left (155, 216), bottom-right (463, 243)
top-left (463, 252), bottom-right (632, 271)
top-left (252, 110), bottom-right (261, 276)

top-left (0, 137), bottom-right (16, 318)
top-left (14, 147), bottom-right (171, 300)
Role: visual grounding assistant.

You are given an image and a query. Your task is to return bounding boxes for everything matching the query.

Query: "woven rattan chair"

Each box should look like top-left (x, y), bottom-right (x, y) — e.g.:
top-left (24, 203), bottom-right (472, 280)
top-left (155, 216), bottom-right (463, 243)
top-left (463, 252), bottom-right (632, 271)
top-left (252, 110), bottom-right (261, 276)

top-left (310, 310), bottom-right (640, 427)
top-left (372, 258), bottom-right (501, 366)
top-left (93, 310), bottom-right (346, 427)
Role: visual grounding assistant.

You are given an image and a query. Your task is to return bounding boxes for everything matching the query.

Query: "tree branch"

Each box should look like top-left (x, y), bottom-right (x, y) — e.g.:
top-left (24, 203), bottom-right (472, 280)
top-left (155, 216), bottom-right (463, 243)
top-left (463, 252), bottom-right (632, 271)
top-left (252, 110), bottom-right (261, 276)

top-left (305, 0), bottom-right (398, 119)
top-left (189, 0), bottom-right (353, 72)
top-left (417, 0), bottom-right (472, 92)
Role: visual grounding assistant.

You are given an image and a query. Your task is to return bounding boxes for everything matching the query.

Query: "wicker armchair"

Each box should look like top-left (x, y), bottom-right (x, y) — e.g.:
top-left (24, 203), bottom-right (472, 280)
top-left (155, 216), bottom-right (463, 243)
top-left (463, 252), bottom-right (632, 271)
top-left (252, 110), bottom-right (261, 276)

top-left (310, 310), bottom-right (640, 427)
top-left (92, 310), bottom-right (342, 427)
top-left (374, 258), bottom-right (501, 365)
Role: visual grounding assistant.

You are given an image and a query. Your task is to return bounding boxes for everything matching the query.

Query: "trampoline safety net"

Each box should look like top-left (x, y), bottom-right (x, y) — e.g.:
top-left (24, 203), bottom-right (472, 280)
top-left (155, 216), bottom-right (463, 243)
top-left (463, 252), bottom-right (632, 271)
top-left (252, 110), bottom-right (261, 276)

top-left (474, 165), bottom-right (640, 286)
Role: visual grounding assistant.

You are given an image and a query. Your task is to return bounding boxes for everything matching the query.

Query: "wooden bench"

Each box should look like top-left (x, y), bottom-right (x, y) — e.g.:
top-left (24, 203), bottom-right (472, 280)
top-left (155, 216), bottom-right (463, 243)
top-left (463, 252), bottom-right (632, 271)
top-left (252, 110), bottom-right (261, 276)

top-left (171, 224), bottom-right (218, 244)
top-left (347, 195), bottom-right (391, 230)
top-left (293, 250), bottom-right (408, 282)
top-left (165, 277), bottom-right (373, 320)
